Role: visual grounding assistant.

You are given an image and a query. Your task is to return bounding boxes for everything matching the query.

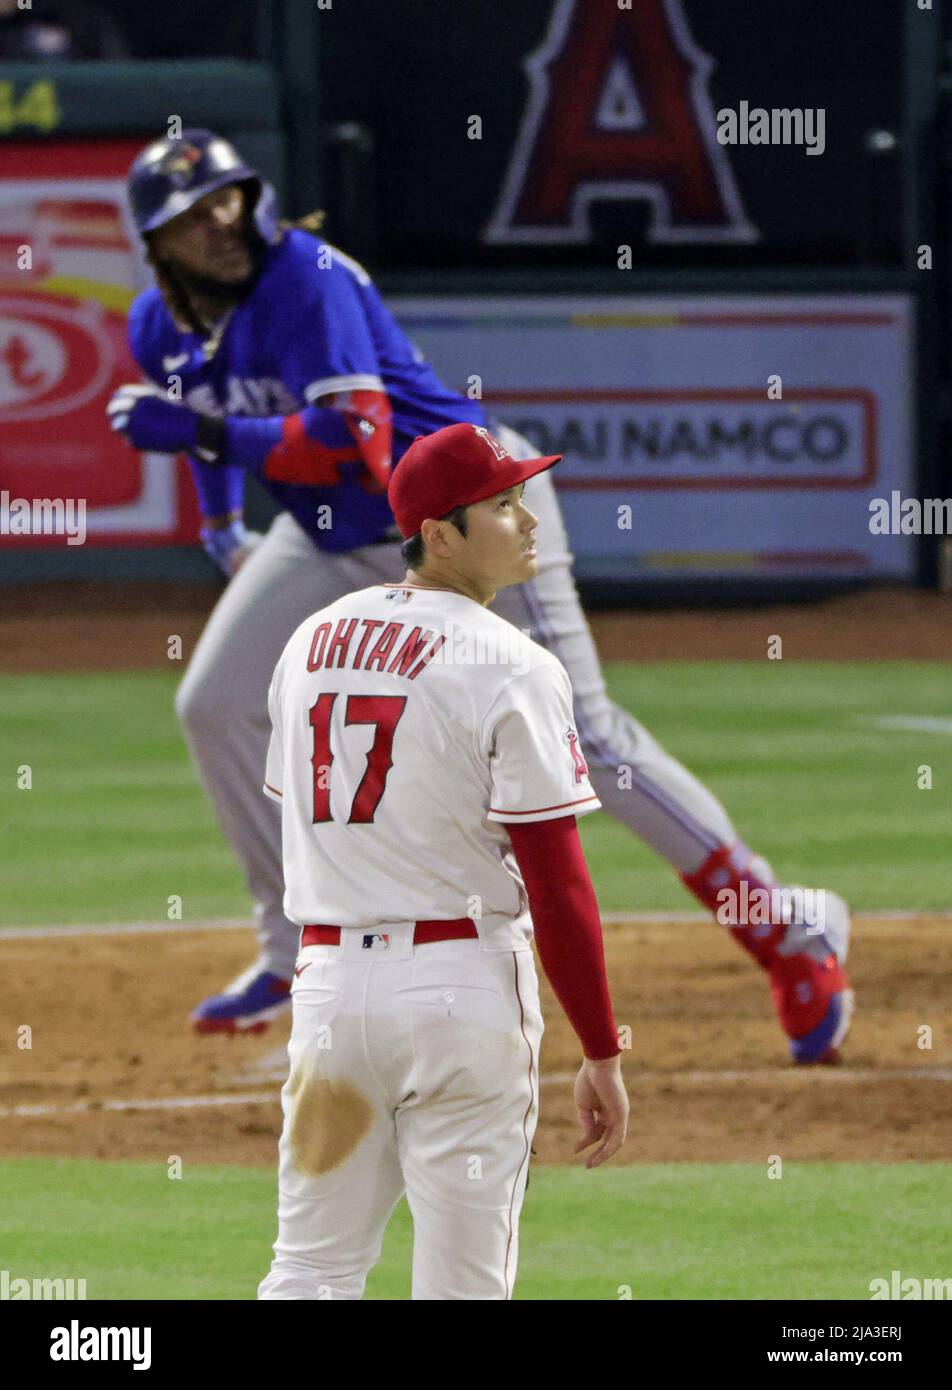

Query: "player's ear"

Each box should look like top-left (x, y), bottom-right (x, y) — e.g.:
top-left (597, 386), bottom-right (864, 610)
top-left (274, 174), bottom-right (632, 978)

top-left (420, 517), bottom-right (449, 559)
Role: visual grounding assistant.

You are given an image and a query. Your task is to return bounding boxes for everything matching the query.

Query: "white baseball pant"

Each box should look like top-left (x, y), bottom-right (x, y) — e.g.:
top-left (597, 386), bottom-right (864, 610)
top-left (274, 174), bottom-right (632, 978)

top-left (175, 425), bottom-right (738, 979)
top-left (256, 929), bottom-right (543, 1300)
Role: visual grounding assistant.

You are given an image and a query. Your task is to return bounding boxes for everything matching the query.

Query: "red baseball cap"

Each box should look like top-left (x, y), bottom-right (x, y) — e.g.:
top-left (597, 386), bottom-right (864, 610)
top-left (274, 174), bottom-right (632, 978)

top-left (387, 423), bottom-right (562, 539)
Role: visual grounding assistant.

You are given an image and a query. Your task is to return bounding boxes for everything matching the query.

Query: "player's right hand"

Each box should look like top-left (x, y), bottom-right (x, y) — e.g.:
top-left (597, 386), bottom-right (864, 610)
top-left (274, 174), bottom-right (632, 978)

top-left (107, 383), bottom-right (196, 451)
top-left (573, 1054), bottom-right (629, 1169)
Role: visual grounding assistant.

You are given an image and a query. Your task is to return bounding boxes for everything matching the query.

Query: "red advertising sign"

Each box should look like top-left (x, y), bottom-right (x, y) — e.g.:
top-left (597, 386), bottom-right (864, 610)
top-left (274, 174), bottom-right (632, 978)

top-left (0, 140), bottom-right (199, 548)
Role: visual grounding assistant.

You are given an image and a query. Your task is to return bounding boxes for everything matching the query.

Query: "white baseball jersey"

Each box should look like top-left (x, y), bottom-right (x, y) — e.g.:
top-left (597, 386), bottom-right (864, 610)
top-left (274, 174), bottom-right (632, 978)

top-left (264, 581), bottom-right (601, 951)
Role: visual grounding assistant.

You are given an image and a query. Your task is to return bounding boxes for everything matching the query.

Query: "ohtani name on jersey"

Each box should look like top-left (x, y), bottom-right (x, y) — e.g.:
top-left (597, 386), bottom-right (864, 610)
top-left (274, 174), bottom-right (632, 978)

top-left (306, 617), bottom-right (447, 681)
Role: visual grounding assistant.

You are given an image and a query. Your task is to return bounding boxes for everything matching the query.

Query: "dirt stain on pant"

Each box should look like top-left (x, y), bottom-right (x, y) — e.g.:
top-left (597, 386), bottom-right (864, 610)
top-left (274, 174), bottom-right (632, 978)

top-left (288, 1068), bottom-right (373, 1177)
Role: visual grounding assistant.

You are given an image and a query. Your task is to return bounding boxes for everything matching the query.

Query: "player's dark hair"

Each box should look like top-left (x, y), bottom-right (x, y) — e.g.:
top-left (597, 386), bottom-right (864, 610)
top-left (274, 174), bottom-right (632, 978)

top-left (402, 505), bottom-right (469, 570)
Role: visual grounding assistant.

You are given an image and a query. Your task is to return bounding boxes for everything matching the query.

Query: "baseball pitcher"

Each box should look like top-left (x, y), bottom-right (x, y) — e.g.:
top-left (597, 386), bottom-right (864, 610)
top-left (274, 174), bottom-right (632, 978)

top-left (109, 129), bottom-right (853, 1065)
top-left (257, 423), bottom-right (629, 1300)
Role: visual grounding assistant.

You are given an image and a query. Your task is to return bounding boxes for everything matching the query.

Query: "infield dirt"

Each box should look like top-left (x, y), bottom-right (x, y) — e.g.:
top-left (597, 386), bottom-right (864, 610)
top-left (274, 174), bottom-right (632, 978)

top-left (3, 916), bottom-right (949, 1168)
top-left (1, 582), bottom-right (951, 671)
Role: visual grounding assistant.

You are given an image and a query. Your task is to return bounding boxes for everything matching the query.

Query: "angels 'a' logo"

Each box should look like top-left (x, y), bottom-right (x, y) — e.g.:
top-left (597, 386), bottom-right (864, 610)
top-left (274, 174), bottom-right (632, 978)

top-left (472, 425), bottom-right (511, 461)
top-left (485, 0), bottom-right (756, 246)
top-left (564, 726), bottom-right (588, 784)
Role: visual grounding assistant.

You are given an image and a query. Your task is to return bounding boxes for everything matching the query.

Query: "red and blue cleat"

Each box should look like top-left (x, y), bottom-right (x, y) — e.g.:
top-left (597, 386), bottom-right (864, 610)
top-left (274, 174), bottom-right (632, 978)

top-left (767, 888), bottom-right (855, 1065)
top-left (191, 963), bottom-right (292, 1035)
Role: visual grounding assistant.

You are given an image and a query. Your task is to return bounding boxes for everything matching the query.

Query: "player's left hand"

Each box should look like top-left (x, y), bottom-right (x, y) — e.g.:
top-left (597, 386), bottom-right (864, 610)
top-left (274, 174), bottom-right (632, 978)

top-left (573, 1055), bottom-right (629, 1168)
top-left (200, 518), bottom-right (264, 577)
top-left (107, 384), bottom-right (223, 462)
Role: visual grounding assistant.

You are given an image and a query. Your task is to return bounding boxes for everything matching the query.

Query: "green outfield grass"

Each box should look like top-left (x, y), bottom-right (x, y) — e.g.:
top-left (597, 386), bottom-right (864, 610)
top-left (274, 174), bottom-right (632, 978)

top-left (0, 662), bottom-right (949, 928)
top-left (0, 1157), bottom-right (949, 1300)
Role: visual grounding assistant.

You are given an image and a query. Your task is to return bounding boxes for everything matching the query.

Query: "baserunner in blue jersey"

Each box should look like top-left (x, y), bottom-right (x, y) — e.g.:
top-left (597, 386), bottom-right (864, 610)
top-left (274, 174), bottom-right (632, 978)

top-left (108, 129), bottom-right (853, 1065)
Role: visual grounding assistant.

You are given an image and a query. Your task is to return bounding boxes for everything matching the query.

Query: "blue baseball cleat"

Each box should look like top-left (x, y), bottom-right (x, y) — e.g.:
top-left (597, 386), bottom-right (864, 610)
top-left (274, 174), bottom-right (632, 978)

top-left (191, 962), bottom-right (292, 1035)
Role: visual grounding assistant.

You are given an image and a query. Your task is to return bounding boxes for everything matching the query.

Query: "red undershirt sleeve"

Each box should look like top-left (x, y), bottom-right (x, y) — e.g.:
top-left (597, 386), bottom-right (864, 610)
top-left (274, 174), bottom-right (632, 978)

top-left (507, 815), bottom-right (620, 1061)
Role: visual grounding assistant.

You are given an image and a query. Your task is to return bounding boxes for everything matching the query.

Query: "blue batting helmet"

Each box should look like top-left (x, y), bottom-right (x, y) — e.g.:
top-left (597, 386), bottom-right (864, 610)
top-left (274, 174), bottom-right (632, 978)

top-left (127, 128), bottom-right (278, 243)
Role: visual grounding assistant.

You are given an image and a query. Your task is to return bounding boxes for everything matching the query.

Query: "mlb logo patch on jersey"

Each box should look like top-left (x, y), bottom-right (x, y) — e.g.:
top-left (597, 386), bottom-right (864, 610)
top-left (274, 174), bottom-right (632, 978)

top-left (362, 933), bottom-right (391, 950)
top-left (564, 726), bottom-right (588, 784)
top-left (385, 588), bottom-right (415, 604)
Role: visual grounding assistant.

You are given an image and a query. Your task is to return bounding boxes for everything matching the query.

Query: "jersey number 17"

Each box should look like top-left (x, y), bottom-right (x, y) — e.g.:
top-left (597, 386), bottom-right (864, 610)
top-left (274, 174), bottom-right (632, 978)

top-left (309, 692), bottom-right (408, 824)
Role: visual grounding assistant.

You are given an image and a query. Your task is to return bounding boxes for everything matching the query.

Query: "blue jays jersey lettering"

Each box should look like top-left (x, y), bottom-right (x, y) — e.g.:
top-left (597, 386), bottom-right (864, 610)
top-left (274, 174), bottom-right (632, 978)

top-left (127, 230), bottom-right (486, 551)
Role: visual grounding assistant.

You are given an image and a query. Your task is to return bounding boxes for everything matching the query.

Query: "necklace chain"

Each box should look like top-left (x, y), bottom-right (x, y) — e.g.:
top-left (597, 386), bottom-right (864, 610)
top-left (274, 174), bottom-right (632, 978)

top-left (201, 309), bottom-right (235, 361)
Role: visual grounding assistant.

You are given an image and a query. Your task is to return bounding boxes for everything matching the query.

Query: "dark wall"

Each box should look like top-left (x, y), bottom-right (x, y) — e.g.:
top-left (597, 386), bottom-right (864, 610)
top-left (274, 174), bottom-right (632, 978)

top-left (314, 0), bottom-right (905, 271)
top-left (48, 0), bottom-right (914, 273)
top-left (100, 0), bottom-right (258, 59)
